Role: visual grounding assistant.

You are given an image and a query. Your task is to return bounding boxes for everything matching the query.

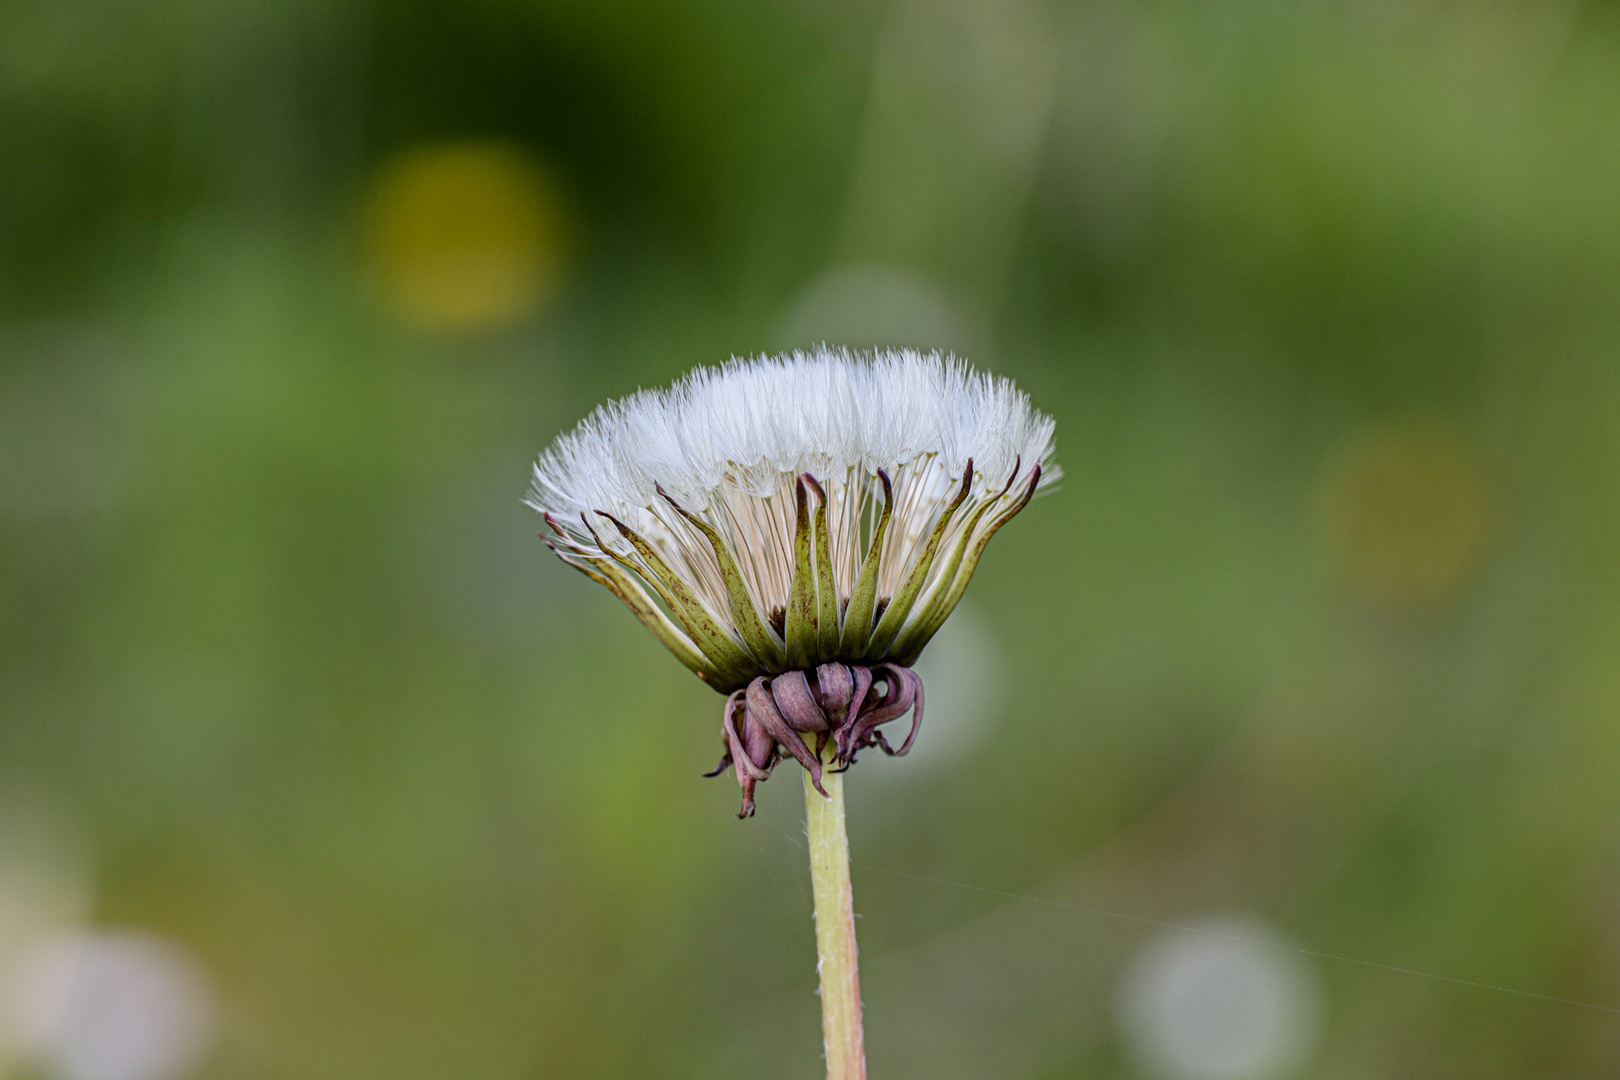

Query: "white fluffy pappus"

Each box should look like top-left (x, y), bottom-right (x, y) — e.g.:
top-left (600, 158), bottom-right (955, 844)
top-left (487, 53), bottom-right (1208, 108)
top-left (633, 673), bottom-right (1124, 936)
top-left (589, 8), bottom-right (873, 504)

top-left (528, 348), bottom-right (1057, 691)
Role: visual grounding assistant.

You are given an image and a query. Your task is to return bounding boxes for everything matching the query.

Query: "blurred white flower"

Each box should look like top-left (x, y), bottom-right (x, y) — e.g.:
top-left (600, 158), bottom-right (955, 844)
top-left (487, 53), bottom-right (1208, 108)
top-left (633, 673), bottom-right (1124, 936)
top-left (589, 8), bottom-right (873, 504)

top-left (10, 932), bottom-right (215, 1080)
top-left (0, 786), bottom-right (95, 1069)
top-left (1116, 918), bottom-right (1322, 1080)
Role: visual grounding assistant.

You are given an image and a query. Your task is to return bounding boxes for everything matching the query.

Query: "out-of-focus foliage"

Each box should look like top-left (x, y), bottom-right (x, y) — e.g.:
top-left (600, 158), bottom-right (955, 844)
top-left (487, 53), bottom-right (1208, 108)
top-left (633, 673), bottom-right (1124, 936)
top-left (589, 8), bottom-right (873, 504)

top-left (4, 1), bottom-right (1620, 1077)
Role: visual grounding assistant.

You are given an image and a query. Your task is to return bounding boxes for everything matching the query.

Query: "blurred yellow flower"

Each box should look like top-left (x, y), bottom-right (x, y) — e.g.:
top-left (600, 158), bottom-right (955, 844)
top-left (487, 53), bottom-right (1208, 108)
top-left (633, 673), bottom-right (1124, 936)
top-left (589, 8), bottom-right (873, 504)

top-left (361, 141), bottom-right (565, 332)
top-left (1315, 422), bottom-right (1490, 608)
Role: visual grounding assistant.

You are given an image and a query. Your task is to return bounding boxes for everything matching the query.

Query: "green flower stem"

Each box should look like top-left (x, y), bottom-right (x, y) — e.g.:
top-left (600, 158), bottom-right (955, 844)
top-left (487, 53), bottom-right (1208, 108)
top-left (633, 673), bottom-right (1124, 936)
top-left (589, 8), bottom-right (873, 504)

top-left (803, 749), bottom-right (866, 1080)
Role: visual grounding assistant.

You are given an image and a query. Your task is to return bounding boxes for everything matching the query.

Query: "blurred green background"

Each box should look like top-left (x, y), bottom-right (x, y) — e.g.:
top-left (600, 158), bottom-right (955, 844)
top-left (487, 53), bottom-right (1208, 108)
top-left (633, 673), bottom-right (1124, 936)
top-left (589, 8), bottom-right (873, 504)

top-left (5, 0), bottom-right (1620, 1077)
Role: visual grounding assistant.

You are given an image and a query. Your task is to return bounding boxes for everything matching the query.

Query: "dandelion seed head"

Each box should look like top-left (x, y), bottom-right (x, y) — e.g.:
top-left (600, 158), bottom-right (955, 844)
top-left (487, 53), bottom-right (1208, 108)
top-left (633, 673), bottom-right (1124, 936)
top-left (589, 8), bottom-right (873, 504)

top-left (528, 347), bottom-right (1054, 810)
top-left (531, 347), bottom-right (1053, 634)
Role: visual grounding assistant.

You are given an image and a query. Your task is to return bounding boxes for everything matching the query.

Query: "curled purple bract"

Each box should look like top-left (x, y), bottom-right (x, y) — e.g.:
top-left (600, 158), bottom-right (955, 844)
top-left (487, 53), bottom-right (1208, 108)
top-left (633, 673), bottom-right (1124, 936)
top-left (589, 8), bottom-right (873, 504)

top-left (705, 661), bottom-right (925, 818)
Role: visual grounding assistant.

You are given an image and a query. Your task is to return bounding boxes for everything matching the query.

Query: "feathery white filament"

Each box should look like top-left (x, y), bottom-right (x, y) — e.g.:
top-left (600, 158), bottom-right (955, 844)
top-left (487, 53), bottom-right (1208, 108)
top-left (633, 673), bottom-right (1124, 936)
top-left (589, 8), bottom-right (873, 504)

top-left (528, 348), bottom-right (1056, 672)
